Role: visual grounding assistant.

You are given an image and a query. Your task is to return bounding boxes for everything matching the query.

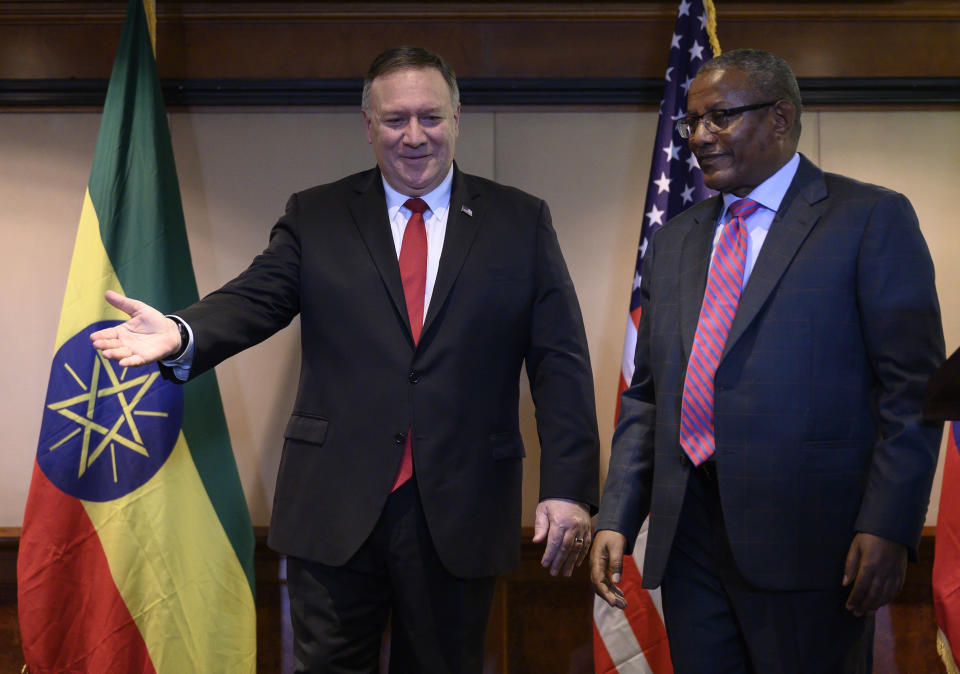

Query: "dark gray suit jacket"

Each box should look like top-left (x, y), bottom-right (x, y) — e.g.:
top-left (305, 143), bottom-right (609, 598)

top-left (597, 154), bottom-right (944, 590)
top-left (168, 165), bottom-right (600, 578)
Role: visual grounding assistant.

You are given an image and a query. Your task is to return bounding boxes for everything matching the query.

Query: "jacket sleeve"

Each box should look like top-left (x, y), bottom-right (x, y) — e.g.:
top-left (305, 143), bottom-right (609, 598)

top-left (525, 199), bottom-right (601, 513)
top-left (161, 192), bottom-right (304, 381)
top-left (853, 190), bottom-right (945, 554)
top-left (594, 231), bottom-right (659, 548)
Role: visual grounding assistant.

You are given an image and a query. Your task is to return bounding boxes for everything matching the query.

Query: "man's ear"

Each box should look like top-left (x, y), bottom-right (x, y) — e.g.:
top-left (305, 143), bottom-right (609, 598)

top-left (362, 109), bottom-right (373, 144)
top-left (772, 99), bottom-right (797, 139)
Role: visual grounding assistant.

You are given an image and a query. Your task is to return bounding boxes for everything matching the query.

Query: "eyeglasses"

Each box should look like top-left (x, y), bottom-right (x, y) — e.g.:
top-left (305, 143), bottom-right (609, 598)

top-left (675, 101), bottom-right (777, 139)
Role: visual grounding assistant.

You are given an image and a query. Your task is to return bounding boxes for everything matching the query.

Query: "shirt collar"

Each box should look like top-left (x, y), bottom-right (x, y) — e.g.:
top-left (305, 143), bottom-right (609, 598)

top-left (721, 152), bottom-right (800, 219)
top-left (381, 165), bottom-right (454, 216)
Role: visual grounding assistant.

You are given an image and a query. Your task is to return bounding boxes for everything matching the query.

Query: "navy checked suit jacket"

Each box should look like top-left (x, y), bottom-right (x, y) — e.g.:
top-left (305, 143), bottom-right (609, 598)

top-left (597, 154), bottom-right (944, 590)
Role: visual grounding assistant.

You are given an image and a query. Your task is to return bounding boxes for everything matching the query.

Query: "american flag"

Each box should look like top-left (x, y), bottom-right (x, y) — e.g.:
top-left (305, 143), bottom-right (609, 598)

top-left (593, 1), bottom-right (718, 671)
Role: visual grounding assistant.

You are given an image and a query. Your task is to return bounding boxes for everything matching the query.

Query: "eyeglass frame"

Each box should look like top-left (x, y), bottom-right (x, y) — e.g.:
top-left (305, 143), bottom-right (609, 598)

top-left (675, 101), bottom-right (778, 139)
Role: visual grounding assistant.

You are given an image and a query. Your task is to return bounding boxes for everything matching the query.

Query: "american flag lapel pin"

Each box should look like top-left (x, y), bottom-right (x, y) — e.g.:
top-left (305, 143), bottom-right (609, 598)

top-left (460, 205), bottom-right (473, 217)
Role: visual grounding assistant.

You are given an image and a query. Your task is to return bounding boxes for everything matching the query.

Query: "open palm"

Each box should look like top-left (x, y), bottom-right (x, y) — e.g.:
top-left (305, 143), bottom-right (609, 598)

top-left (89, 290), bottom-right (181, 367)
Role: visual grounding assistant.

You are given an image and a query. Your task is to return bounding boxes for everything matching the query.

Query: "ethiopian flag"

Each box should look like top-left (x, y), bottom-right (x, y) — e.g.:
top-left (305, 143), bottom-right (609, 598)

top-left (16, 0), bottom-right (256, 671)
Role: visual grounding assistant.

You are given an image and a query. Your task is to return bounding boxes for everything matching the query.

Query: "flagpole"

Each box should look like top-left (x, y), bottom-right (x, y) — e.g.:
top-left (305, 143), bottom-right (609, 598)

top-left (704, 0), bottom-right (721, 56)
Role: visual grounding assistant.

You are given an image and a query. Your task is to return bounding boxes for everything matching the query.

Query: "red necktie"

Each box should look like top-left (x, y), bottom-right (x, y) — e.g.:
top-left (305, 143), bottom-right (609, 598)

top-left (679, 198), bottom-right (760, 465)
top-left (391, 197), bottom-right (428, 491)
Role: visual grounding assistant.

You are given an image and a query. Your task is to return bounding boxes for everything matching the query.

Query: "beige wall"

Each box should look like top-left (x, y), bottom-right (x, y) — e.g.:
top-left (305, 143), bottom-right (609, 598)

top-left (2, 107), bottom-right (958, 528)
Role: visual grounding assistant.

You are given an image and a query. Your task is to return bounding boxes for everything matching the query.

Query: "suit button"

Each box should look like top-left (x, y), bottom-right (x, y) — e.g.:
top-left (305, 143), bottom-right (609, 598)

top-left (409, 370), bottom-right (420, 384)
top-left (394, 432), bottom-right (406, 445)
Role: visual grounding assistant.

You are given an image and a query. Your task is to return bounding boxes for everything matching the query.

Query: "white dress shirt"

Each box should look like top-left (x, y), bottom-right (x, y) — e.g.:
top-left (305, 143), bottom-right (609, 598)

top-left (164, 166), bottom-right (456, 379)
top-left (381, 165), bottom-right (453, 318)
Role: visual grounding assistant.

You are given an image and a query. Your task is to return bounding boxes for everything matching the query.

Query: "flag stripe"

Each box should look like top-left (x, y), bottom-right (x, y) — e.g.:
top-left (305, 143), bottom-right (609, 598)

top-left (87, 0), bottom-right (198, 313)
top-left (594, 528), bottom-right (673, 674)
top-left (18, 464), bottom-right (156, 674)
top-left (593, 602), bottom-right (651, 674)
top-left (82, 0), bottom-right (255, 593)
top-left (593, 620), bottom-right (624, 674)
top-left (84, 435), bottom-right (256, 671)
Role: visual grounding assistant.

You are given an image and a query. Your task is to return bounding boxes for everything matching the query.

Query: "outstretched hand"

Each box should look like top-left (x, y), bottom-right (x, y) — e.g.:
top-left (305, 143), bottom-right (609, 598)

top-left (89, 290), bottom-right (181, 367)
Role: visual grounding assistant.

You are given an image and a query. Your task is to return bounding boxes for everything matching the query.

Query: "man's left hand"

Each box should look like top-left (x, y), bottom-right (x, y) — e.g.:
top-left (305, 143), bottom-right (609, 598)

top-left (842, 532), bottom-right (908, 616)
top-left (532, 499), bottom-right (592, 577)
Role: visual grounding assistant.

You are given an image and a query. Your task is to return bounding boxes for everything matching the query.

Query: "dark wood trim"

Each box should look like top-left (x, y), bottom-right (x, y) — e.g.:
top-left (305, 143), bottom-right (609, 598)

top-left (0, 525), bottom-right (943, 671)
top-left (4, 1), bottom-right (957, 19)
top-left (0, 526), bottom-right (942, 578)
top-left (2, 2), bottom-right (958, 24)
top-left (0, 531), bottom-right (18, 605)
top-left (797, 78), bottom-right (960, 107)
top-left (2, 76), bottom-right (958, 109)
top-left (0, 2), bottom-right (956, 83)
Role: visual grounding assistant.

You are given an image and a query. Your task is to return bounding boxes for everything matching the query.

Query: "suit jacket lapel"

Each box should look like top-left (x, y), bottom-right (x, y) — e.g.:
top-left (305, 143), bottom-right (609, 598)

top-left (680, 198), bottom-right (722, 356)
top-left (722, 155), bottom-right (828, 358)
top-left (347, 169), bottom-right (412, 337)
top-left (421, 166), bottom-right (482, 338)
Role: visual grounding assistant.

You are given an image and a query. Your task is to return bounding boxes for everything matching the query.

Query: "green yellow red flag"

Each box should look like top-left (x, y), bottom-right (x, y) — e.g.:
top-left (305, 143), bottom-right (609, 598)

top-left (935, 422), bottom-right (960, 674)
top-left (17, 0), bottom-right (256, 670)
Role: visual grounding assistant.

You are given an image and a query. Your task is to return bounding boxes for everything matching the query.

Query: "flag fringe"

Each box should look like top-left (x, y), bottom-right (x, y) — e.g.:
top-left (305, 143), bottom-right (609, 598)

top-left (704, 0), bottom-right (721, 56)
top-left (940, 628), bottom-right (960, 674)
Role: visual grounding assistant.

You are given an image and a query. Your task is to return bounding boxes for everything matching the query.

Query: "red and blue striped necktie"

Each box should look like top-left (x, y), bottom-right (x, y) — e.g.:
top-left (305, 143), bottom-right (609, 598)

top-left (679, 197), bottom-right (761, 465)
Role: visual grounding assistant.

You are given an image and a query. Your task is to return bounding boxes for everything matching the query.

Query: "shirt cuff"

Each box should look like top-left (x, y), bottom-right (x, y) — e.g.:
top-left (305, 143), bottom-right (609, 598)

top-left (160, 315), bottom-right (195, 382)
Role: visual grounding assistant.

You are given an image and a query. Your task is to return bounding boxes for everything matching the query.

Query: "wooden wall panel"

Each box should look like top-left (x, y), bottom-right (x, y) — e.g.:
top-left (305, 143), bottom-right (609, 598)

top-left (0, 527), bottom-right (942, 672)
top-left (0, 1), bottom-right (957, 81)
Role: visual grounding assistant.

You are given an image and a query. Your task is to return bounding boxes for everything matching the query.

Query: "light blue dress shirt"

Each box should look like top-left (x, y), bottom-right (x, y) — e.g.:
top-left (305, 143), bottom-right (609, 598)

top-left (712, 152), bottom-right (800, 289)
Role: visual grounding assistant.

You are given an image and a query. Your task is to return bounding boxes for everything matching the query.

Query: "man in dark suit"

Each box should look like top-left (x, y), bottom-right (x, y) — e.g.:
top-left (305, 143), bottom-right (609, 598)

top-left (91, 46), bottom-right (600, 673)
top-left (590, 49), bottom-right (944, 672)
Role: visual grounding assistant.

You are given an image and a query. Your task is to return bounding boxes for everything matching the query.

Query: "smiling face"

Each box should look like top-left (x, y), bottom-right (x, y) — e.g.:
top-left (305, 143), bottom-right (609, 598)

top-left (686, 66), bottom-right (797, 196)
top-left (362, 66), bottom-right (460, 196)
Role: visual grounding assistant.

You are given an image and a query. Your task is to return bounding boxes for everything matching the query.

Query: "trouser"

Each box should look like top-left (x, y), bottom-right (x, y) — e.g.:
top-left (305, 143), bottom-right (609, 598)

top-left (286, 480), bottom-right (498, 673)
top-left (660, 461), bottom-right (873, 674)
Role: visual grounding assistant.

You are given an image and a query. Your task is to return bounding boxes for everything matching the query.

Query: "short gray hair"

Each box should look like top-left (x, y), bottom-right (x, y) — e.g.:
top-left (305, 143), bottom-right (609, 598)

top-left (699, 48), bottom-right (802, 141)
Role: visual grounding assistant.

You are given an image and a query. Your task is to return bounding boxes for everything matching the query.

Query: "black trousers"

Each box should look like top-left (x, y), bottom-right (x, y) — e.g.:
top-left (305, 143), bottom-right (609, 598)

top-left (660, 462), bottom-right (873, 674)
top-left (286, 480), bottom-right (497, 674)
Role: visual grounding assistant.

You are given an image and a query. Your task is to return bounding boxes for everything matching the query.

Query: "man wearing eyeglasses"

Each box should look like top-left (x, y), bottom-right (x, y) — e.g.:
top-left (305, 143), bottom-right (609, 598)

top-left (591, 49), bottom-right (944, 672)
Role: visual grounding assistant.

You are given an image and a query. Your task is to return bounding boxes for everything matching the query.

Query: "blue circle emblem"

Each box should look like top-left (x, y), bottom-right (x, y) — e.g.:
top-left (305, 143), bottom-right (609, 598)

top-left (37, 320), bottom-right (184, 501)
